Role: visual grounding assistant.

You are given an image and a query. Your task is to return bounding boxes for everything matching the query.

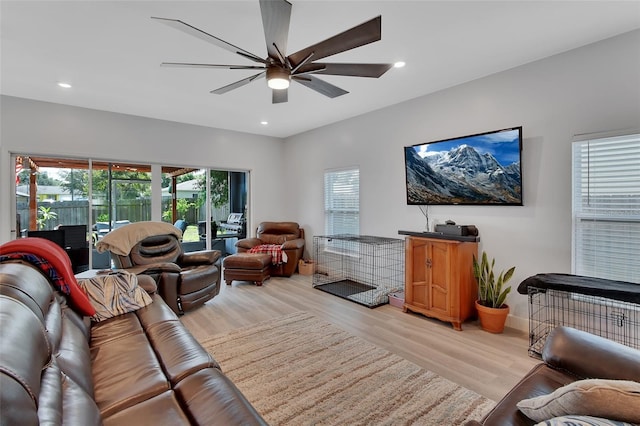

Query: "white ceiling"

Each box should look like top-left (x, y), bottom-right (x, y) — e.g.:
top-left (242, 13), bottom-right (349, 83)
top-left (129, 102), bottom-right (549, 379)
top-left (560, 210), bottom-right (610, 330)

top-left (2, 1), bottom-right (639, 138)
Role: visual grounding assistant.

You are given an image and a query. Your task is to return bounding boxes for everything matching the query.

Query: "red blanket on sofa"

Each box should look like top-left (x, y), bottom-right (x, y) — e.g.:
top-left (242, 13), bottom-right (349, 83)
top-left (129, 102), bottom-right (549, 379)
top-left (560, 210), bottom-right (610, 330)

top-left (0, 238), bottom-right (96, 316)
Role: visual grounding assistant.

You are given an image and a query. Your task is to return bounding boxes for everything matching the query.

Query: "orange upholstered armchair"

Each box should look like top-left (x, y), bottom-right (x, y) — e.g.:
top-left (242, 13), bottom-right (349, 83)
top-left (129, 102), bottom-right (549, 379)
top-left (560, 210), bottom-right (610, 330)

top-left (235, 222), bottom-right (305, 277)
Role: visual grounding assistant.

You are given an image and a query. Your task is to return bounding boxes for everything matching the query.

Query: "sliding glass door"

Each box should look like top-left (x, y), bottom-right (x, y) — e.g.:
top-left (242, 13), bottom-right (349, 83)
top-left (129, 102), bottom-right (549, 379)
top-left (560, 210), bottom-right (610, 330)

top-left (13, 155), bottom-right (155, 269)
top-left (13, 154), bottom-right (250, 262)
top-left (161, 167), bottom-right (248, 254)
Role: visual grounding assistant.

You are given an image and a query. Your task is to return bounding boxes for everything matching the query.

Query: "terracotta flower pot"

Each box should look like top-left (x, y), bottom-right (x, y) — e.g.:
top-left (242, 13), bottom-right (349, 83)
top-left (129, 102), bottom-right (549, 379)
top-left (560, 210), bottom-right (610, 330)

top-left (475, 300), bottom-right (510, 333)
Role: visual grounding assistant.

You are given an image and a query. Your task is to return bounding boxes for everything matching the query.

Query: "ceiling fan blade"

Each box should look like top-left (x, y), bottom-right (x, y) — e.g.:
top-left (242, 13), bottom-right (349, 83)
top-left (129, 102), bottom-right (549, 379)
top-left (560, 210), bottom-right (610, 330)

top-left (211, 71), bottom-right (266, 94)
top-left (293, 75), bottom-right (348, 98)
top-left (152, 17), bottom-right (268, 65)
top-left (297, 62), bottom-right (393, 78)
top-left (259, 0), bottom-right (292, 62)
top-left (161, 62), bottom-right (266, 70)
top-left (287, 16), bottom-right (382, 68)
top-left (272, 88), bottom-right (288, 104)
top-left (292, 63), bottom-right (325, 75)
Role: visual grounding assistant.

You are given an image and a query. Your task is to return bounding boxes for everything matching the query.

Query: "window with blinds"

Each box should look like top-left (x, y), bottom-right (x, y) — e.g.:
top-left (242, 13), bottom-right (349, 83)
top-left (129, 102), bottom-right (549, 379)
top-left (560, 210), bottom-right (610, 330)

top-left (324, 167), bottom-right (359, 236)
top-left (572, 133), bottom-right (640, 284)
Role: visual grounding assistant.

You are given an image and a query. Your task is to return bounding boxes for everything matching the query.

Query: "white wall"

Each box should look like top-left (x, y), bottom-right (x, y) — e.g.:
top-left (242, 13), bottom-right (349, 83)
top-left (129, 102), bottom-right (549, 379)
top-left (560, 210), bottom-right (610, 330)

top-left (2, 30), bottom-right (638, 330)
top-left (0, 96), bottom-right (286, 242)
top-left (283, 29), bottom-right (640, 330)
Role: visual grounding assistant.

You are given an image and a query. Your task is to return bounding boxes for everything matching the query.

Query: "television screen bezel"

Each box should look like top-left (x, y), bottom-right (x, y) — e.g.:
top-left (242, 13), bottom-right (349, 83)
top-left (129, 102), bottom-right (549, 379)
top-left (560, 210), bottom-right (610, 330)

top-left (404, 126), bottom-right (523, 206)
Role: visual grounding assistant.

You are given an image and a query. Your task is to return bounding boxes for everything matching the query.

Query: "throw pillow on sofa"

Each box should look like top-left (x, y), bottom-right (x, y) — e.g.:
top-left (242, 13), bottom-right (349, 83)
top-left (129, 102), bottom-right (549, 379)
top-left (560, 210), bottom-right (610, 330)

top-left (78, 271), bottom-right (152, 322)
top-left (517, 379), bottom-right (640, 424)
top-left (534, 415), bottom-right (634, 426)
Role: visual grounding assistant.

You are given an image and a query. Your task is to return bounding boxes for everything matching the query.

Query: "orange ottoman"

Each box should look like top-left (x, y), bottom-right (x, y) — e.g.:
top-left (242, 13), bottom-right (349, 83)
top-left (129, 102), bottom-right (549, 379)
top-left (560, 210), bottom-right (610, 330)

top-left (222, 253), bottom-right (272, 286)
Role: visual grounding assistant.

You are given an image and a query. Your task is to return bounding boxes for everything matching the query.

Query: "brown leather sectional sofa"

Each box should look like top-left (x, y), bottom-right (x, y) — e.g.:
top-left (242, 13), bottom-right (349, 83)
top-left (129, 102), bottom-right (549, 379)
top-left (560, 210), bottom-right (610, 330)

top-left (0, 260), bottom-right (266, 425)
top-left (466, 326), bottom-right (640, 426)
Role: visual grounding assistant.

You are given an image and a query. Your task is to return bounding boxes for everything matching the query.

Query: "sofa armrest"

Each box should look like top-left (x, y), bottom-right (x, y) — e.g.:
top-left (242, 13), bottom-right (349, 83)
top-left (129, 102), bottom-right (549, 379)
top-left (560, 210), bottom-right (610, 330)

top-left (179, 250), bottom-right (221, 266)
top-left (281, 238), bottom-right (305, 251)
top-left (136, 274), bottom-right (158, 294)
top-left (543, 326), bottom-right (640, 381)
top-left (236, 238), bottom-right (262, 250)
top-left (122, 262), bottom-right (182, 275)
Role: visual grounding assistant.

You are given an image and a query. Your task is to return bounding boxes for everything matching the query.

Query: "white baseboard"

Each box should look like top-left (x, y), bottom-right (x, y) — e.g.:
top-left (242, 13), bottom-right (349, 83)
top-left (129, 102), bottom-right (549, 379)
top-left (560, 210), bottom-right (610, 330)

top-left (506, 314), bottom-right (529, 333)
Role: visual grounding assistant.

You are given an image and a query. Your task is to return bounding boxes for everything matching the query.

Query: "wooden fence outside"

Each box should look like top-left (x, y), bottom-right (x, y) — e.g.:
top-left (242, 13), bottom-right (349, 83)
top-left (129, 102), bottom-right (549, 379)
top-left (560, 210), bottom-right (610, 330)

top-left (17, 199), bottom-right (230, 231)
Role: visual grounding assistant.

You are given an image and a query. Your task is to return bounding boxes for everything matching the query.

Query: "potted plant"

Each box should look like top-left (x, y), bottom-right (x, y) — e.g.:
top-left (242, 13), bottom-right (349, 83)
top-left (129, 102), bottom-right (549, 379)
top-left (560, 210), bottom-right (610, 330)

top-left (473, 251), bottom-right (515, 333)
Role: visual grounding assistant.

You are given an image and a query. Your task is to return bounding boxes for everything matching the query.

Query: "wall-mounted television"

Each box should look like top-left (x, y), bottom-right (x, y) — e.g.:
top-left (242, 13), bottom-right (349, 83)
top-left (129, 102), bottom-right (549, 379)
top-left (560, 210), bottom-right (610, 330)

top-left (404, 126), bottom-right (523, 205)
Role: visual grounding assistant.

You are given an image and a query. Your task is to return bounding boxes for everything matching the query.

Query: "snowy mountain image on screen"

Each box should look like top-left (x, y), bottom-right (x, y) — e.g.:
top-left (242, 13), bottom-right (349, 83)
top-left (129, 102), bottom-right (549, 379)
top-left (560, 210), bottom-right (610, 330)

top-left (405, 143), bottom-right (521, 204)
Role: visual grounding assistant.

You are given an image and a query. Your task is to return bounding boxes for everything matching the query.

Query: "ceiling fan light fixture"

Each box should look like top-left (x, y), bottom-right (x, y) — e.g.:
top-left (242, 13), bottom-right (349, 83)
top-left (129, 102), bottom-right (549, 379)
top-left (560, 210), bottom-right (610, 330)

top-left (266, 67), bottom-right (290, 90)
top-left (155, 1), bottom-right (391, 103)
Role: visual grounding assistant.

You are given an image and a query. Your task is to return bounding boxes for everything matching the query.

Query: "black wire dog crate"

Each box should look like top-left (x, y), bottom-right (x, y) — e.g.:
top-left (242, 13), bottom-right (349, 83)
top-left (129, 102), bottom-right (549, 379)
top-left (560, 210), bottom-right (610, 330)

top-left (520, 274), bottom-right (640, 358)
top-left (312, 235), bottom-right (405, 308)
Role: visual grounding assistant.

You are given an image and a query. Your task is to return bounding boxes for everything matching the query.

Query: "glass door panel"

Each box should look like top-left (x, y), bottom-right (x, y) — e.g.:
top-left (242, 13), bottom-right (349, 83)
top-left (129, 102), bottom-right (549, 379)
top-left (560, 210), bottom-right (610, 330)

top-left (14, 155), bottom-right (91, 272)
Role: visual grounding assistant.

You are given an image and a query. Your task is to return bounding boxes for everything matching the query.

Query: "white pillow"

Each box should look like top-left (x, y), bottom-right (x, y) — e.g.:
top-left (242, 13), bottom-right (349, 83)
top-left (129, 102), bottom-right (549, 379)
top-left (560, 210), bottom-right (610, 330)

top-left (534, 415), bottom-right (634, 426)
top-left (517, 379), bottom-right (640, 424)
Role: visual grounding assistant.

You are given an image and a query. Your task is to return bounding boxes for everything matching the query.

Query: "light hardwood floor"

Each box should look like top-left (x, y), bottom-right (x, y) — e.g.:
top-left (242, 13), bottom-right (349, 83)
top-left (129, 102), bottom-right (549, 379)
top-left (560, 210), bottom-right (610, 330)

top-left (180, 273), bottom-right (539, 402)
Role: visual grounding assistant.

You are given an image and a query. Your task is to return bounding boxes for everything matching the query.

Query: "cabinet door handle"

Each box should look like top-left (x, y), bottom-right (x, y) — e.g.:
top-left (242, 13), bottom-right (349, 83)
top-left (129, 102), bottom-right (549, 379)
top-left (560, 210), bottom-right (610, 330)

top-left (425, 258), bottom-right (432, 268)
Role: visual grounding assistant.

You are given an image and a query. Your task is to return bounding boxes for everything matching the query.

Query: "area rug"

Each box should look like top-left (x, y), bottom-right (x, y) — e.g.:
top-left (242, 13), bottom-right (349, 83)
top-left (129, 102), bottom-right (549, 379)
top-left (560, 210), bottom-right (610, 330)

top-left (200, 311), bottom-right (494, 425)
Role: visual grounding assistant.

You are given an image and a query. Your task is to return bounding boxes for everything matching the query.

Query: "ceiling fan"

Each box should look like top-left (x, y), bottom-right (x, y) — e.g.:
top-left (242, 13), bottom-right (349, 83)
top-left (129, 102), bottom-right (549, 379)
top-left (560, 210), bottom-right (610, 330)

top-left (152, 0), bottom-right (393, 104)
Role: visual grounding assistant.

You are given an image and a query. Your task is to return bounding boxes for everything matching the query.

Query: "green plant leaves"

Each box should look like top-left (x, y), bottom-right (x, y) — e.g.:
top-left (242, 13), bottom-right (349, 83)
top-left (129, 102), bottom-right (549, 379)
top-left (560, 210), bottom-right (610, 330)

top-left (473, 252), bottom-right (515, 309)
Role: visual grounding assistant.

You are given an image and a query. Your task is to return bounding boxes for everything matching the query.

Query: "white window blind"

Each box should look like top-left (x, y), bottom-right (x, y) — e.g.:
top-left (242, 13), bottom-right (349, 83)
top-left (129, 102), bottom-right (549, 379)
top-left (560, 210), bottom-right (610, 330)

top-left (572, 133), bottom-right (640, 283)
top-left (324, 167), bottom-right (359, 235)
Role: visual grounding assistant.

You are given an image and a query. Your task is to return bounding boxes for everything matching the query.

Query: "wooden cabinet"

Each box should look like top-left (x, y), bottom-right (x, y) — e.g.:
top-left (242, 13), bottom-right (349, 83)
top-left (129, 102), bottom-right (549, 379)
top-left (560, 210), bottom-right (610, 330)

top-left (403, 235), bottom-right (478, 330)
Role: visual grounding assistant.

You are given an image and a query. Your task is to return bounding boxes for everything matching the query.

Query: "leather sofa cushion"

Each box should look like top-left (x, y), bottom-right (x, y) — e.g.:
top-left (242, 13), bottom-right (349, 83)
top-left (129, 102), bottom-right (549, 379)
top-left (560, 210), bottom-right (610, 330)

top-left (58, 313), bottom-right (96, 396)
top-left (136, 293), bottom-right (180, 327)
top-left (59, 372), bottom-right (102, 425)
top-left (103, 390), bottom-right (191, 426)
top-left (146, 320), bottom-right (220, 384)
top-left (38, 360), bottom-right (101, 425)
top-left (543, 326), bottom-right (640, 382)
top-left (91, 330), bottom-right (170, 417)
top-left (38, 362), bottom-right (63, 425)
top-left (0, 297), bottom-right (51, 407)
top-left (91, 312), bottom-right (143, 347)
top-left (175, 369), bottom-right (267, 426)
top-left (0, 261), bottom-right (55, 322)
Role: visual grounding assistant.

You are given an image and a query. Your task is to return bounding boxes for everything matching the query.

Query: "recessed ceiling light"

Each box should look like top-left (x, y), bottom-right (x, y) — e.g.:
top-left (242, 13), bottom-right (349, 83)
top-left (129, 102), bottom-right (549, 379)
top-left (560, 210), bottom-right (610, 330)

top-left (260, 121), bottom-right (268, 125)
top-left (57, 82), bottom-right (72, 88)
top-left (394, 61), bottom-right (406, 68)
